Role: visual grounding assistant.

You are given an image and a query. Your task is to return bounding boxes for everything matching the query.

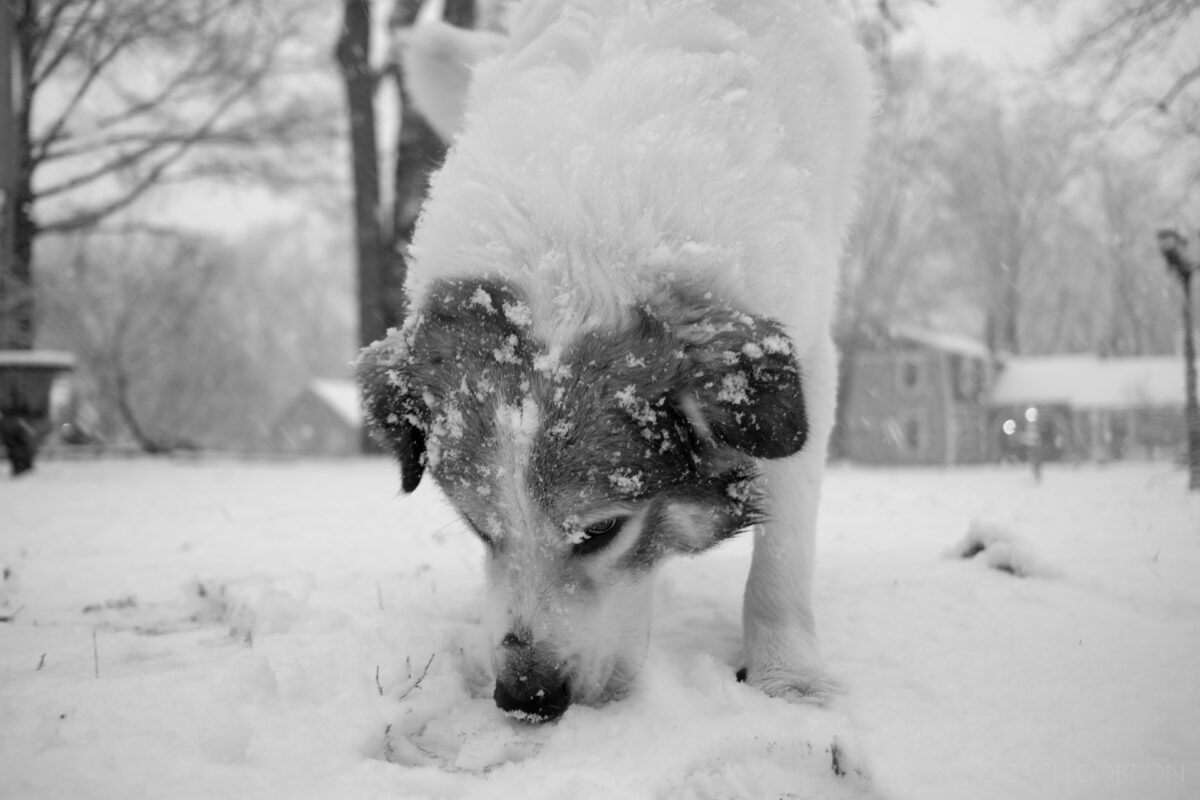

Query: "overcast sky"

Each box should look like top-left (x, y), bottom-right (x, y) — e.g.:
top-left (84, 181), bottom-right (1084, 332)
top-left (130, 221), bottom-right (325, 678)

top-left (905, 0), bottom-right (1062, 70)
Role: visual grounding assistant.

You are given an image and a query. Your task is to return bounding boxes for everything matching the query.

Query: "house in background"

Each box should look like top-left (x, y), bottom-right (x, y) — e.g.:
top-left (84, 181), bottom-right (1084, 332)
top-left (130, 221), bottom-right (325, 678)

top-left (989, 356), bottom-right (1186, 462)
top-left (269, 379), bottom-right (362, 456)
top-left (840, 326), bottom-right (995, 466)
top-left (271, 347), bottom-right (1189, 464)
top-left (841, 326), bottom-right (1190, 465)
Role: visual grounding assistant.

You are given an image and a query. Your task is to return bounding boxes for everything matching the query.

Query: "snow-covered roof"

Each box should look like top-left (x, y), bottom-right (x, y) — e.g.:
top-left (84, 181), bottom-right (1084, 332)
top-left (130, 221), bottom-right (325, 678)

top-left (890, 325), bottom-right (991, 360)
top-left (990, 356), bottom-right (1191, 410)
top-left (307, 379), bottom-right (362, 426)
top-left (0, 350), bottom-right (76, 369)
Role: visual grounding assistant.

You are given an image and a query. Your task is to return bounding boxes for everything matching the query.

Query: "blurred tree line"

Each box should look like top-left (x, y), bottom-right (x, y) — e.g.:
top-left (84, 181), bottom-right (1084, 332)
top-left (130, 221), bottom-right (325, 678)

top-left (36, 221), bottom-right (353, 452)
top-left (832, 0), bottom-right (1195, 454)
top-left (0, 0), bottom-right (352, 450)
top-left (0, 0), bottom-right (1195, 452)
top-left (838, 51), bottom-right (1182, 360)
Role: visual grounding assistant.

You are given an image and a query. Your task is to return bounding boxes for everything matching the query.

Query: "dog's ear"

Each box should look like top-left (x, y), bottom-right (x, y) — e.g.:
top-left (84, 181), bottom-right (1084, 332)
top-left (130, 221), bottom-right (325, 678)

top-left (668, 305), bottom-right (808, 460)
top-left (394, 0), bottom-right (507, 140)
top-left (357, 333), bottom-right (427, 493)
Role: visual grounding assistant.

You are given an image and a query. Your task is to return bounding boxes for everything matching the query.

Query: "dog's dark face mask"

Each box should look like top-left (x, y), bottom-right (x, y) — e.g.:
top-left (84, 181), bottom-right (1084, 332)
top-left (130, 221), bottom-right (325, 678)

top-left (358, 278), bottom-right (808, 721)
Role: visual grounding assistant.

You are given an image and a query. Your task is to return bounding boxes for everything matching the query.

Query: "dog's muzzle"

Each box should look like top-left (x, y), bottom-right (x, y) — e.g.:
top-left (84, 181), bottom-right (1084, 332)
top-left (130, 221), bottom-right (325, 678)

top-left (492, 632), bottom-right (572, 722)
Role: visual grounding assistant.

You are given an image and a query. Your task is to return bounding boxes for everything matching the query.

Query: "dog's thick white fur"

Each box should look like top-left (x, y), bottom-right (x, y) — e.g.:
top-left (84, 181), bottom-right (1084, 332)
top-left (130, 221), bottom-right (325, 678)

top-left (362, 0), bottom-right (872, 721)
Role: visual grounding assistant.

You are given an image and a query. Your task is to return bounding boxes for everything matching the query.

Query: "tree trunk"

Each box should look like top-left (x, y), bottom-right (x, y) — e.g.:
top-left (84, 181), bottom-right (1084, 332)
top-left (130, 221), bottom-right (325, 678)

top-left (1182, 274), bottom-right (1200, 491)
top-left (0, 1), bottom-right (14, 346)
top-left (1002, 268), bottom-right (1021, 356)
top-left (983, 270), bottom-right (1021, 357)
top-left (114, 368), bottom-right (166, 454)
top-left (336, 0), bottom-right (391, 354)
top-left (0, 0), bottom-right (35, 350)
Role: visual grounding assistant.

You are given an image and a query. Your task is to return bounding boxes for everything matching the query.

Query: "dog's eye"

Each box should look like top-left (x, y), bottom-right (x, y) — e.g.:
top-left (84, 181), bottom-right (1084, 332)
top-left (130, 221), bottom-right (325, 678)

top-left (573, 517), bottom-right (626, 556)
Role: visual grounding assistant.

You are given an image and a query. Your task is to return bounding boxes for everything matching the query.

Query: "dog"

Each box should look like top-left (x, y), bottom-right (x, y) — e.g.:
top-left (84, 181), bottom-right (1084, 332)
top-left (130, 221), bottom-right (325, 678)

top-left (358, 0), bottom-right (872, 722)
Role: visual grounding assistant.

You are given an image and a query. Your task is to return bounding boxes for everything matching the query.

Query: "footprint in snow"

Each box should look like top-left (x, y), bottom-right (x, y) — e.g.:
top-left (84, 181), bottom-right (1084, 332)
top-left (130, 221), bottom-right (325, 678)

top-left (948, 520), bottom-right (1061, 579)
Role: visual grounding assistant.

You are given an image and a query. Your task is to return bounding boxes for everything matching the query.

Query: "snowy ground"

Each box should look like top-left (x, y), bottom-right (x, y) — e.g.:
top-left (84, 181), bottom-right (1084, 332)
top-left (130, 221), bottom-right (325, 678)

top-left (1, 458), bottom-right (1197, 799)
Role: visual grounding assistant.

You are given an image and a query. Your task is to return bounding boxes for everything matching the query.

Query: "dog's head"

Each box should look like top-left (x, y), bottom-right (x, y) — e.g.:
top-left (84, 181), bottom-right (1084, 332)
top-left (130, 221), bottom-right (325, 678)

top-left (358, 278), bottom-right (807, 721)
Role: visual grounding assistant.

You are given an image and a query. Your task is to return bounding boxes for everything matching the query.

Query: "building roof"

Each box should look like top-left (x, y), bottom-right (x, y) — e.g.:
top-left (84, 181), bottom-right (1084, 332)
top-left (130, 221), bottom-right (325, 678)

top-left (0, 350), bottom-right (76, 369)
top-left (890, 325), bottom-right (992, 360)
top-left (307, 379), bottom-right (362, 427)
top-left (990, 356), bottom-right (1191, 410)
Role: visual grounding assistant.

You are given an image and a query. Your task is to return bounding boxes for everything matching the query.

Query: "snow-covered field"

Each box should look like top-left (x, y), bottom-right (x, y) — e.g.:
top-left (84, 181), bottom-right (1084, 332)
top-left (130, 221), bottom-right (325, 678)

top-left (1, 458), bottom-right (1196, 799)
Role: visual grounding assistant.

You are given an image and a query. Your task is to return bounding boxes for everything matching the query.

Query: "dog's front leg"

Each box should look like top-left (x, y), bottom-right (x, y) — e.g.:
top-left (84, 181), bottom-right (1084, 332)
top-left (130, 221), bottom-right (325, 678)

top-left (741, 339), bottom-right (837, 702)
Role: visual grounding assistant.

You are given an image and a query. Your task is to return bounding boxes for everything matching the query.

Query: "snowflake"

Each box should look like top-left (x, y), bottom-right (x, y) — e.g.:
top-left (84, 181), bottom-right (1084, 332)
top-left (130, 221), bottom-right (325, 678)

top-left (615, 385), bottom-right (657, 427)
top-left (761, 334), bottom-right (792, 355)
top-left (470, 287), bottom-right (494, 311)
top-left (717, 372), bottom-right (750, 404)
top-left (503, 300), bottom-right (533, 327)
top-left (608, 469), bottom-right (646, 496)
top-left (493, 334), bottom-right (522, 364)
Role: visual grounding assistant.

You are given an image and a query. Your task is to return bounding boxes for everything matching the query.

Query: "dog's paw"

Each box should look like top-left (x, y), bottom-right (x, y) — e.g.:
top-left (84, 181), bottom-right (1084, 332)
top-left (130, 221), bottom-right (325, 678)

top-left (737, 663), bottom-right (842, 706)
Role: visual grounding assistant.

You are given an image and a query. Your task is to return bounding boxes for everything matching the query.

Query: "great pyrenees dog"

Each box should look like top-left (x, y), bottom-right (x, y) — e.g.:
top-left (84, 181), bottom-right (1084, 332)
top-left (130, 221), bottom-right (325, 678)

top-left (359, 0), bottom-right (871, 722)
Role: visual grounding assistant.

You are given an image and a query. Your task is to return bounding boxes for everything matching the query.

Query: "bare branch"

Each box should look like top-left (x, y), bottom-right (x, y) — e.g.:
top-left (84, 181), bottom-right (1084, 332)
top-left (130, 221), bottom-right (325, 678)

top-left (92, 56), bottom-right (226, 131)
top-left (39, 82), bottom-right (265, 232)
top-left (31, 4), bottom-right (262, 168)
top-left (82, 220), bottom-right (191, 239)
top-left (1158, 62), bottom-right (1200, 114)
top-left (1049, 0), bottom-right (1200, 122)
top-left (37, 136), bottom-right (169, 199)
top-left (397, 654), bottom-right (436, 700)
top-left (36, 11), bottom-right (294, 231)
top-left (30, 0), bottom-right (104, 88)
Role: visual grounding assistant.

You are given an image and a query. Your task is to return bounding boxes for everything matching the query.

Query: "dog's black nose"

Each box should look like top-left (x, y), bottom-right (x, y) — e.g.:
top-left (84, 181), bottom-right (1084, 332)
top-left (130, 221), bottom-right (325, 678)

top-left (493, 674), bottom-right (571, 722)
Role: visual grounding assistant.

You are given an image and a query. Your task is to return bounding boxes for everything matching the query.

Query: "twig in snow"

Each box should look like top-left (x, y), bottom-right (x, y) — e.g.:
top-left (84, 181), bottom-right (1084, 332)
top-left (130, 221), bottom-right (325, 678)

top-left (92, 629), bottom-right (100, 679)
top-left (381, 723), bottom-right (395, 761)
top-left (376, 665), bottom-right (384, 696)
top-left (397, 654), bottom-right (436, 700)
top-left (35, 653), bottom-right (46, 671)
top-left (0, 605), bottom-right (24, 622)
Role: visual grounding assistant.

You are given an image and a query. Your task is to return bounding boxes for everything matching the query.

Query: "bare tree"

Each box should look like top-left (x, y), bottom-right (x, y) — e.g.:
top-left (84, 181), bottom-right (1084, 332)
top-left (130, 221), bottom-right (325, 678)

top-left (1029, 149), bottom-right (1178, 356)
top-left (934, 70), bottom-right (1088, 356)
top-left (1035, 0), bottom-right (1200, 186)
top-left (1092, 164), bottom-right (1178, 355)
top-left (38, 233), bottom-right (225, 451)
top-left (0, 0), bottom-right (337, 350)
top-left (38, 219), bottom-right (355, 452)
top-left (1036, 0), bottom-right (1199, 488)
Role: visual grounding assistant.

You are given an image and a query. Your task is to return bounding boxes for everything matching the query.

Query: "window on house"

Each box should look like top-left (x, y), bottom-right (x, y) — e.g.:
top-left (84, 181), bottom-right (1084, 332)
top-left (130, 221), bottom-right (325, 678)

top-left (898, 356), bottom-right (923, 394)
top-left (884, 410), bottom-right (926, 454)
top-left (904, 415), bottom-right (921, 451)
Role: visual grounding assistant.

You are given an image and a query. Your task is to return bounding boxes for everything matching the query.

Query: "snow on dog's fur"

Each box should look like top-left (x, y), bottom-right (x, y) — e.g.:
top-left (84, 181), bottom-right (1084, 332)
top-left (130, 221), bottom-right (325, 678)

top-left (359, 0), bottom-right (872, 722)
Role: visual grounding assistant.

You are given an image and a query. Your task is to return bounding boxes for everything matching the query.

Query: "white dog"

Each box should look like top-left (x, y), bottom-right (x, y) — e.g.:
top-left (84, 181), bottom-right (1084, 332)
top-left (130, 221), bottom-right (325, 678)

top-left (359, 0), bottom-right (871, 722)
